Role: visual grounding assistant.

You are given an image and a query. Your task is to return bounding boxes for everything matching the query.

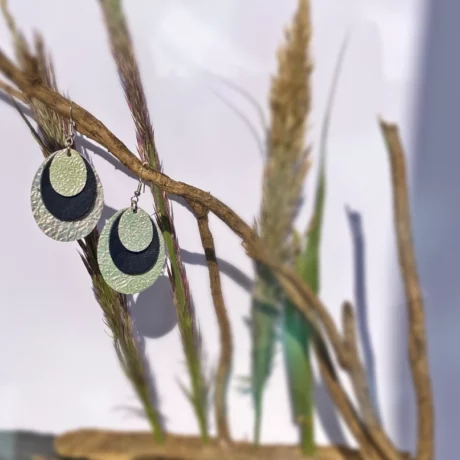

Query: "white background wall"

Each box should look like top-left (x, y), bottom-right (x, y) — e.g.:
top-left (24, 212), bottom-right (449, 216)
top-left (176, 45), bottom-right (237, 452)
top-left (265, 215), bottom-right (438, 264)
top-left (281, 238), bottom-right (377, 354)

top-left (0, 0), bottom-right (431, 454)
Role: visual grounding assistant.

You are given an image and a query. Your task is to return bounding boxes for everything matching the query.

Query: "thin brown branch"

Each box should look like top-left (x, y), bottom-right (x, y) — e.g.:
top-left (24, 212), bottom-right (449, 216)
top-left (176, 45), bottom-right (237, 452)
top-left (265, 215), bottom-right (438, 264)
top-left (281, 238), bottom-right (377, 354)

top-left (189, 200), bottom-right (233, 443)
top-left (379, 119), bottom-right (434, 460)
top-left (341, 302), bottom-right (380, 427)
top-left (0, 47), bottom-right (258, 243)
top-left (315, 350), bottom-right (378, 460)
top-left (341, 302), bottom-right (400, 460)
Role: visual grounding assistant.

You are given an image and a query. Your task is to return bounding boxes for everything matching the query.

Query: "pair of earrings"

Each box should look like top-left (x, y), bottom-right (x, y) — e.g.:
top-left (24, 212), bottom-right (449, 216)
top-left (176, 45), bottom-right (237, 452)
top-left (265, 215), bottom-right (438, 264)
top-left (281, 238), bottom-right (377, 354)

top-left (30, 112), bottom-right (165, 295)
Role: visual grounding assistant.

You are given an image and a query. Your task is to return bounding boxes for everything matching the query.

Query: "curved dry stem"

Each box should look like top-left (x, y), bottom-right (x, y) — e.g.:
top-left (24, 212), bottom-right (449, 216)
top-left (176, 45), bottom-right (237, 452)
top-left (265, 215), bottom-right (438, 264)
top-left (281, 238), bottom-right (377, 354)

top-left (379, 120), bottom-right (434, 460)
top-left (189, 200), bottom-right (233, 443)
top-left (0, 49), bottom-right (433, 458)
top-left (0, 49), bottom-right (380, 452)
top-left (341, 302), bottom-right (400, 459)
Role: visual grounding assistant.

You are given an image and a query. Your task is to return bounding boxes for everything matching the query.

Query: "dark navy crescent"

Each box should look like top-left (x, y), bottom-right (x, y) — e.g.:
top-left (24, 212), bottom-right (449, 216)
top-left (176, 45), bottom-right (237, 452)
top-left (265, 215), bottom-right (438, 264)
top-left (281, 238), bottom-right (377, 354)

top-left (109, 211), bottom-right (160, 276)
top-left (40, 154), bottom-right (97, 222)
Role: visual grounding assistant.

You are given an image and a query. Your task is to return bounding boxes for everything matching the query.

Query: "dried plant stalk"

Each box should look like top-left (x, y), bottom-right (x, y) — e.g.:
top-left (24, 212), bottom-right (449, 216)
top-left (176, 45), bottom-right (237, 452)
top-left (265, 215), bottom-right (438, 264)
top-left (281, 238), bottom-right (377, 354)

top-left (276, 0), bottom-right (317, 454)
top-left (1, 0), bottom-right (66, 154)
top-left (250, 0), bottom-right (312, 445)
top-left (379, 120), bottom-right (434, 460)
top-left (283, 32), bottom-right (348, 456)
top-left (98, 0), bottom-right (209, 441)
top-left (189, 201), bottom-right (233, 442)
top-left (341, 302), bottom-right (399, 459)
top-left (341, 302), bottom-right (379, 428)
top-left (0, 1), bottom-right (164, 441)
top-left (261, 0), bottom-right (312, 262)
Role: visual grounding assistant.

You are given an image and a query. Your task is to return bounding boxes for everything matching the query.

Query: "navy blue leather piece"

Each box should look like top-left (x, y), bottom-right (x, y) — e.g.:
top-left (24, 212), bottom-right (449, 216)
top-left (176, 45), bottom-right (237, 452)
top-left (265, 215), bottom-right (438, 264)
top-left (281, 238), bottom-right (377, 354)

top-left (109, 212), bottom-right (160, 276)
top-left (40, 154), bottom-right (97, 222)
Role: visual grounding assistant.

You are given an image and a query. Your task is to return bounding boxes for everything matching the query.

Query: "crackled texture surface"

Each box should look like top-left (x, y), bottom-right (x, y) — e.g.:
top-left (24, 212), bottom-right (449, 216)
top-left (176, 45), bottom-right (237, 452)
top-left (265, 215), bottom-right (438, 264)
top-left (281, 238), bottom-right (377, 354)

top-left (97, 208), bottom-right (165, 294)
top-left (118, 208), bottom-right (153, 252)
top-left (30, 151), bottom-right (104, 242)
top-left (49, 149), bottom-right (87, 197)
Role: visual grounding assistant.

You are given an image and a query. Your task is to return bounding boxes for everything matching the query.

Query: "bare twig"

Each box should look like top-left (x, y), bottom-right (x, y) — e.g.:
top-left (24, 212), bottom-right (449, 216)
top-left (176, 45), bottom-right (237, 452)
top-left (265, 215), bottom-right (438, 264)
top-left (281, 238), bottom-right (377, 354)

top-left (341, 302), bottom-right (379, 427)
top-left (341, 302), bottom-right (400, 460)
top-left (189, 201), bottom-right (233, 443)
top-left (379, 120), bottom-right (434, 460)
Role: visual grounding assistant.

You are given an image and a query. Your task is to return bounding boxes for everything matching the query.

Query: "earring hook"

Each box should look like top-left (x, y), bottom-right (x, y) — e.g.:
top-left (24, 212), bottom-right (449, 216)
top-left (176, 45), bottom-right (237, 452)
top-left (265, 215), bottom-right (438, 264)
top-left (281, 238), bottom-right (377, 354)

top-left (131, 161), bottom-right (148, 213)
top-left (65, 101), bottom-right (76, 153)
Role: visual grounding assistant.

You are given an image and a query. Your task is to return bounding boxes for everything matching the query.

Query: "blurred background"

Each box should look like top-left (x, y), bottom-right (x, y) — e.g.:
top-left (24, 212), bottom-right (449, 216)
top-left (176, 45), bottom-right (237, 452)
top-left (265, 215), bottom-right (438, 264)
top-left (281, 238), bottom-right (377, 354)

top-left (0, 0), bottom-right (455, 459)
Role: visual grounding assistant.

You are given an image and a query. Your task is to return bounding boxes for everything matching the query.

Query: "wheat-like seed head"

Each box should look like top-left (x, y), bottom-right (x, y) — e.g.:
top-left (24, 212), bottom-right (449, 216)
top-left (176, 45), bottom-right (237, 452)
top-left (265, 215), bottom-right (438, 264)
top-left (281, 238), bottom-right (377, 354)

top-left (260, 0), bottom-right (312, 265)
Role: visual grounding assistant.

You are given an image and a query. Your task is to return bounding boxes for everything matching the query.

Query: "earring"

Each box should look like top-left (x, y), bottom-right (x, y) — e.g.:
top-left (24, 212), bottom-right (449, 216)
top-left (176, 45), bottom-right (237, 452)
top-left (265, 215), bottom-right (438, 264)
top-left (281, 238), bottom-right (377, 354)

top-left (30, 105), bottom-right (104, 242)
top-left (97, 170), bottom-right (165, 295)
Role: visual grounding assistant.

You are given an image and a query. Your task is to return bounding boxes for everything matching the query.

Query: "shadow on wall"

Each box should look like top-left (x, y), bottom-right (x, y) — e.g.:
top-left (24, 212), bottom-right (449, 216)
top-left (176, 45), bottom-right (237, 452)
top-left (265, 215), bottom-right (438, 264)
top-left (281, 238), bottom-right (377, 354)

top-left (98, 204), bottom-right (180, 338)
top-left (345, 206), bottom-right (382, 423)
top-left (398, 0), bottom-right (460, 457)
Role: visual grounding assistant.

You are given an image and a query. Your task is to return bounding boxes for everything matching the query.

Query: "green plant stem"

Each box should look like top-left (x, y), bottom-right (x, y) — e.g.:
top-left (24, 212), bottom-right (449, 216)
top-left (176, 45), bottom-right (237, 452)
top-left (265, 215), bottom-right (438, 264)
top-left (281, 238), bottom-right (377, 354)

top-left (145, 107), bottom-right (209, 444)
top-left (147, 149), bottom-right (209, 443)
top-left (140, 393), bottom-right (164, 443)
top-left (283, 303), bottom-right (314, 455)
top-left (98, 0), bottom-right (209, 440)
top-left (90, 239), bottom-right (165, 443)
top-left (283, 35), bottom-right (349, 455)
top-left (251, 266), bottom-right (280, 445)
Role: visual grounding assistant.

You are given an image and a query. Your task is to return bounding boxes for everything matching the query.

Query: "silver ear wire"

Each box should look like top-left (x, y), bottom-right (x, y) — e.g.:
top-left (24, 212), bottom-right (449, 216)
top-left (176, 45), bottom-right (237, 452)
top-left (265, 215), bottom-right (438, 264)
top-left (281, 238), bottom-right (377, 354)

top-left (65, 101), bottom-right (76, 153)
top-left (130, 161), bottom-right (148, 212)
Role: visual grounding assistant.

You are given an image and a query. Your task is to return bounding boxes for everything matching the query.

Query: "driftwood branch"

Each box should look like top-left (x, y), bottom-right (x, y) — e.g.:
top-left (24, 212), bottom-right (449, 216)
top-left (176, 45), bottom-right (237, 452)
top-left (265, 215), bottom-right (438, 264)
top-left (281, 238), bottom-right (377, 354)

top-left (0, 49), bottom-right (391, 455)
top-left (379, 120), bottom-right (434, 460)
top-left (189, 200), bottom-right (233, 443)
top-left (54, 429), bottom-right (399, 460)
top-left (0, 46), bottom-right (433, 458)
